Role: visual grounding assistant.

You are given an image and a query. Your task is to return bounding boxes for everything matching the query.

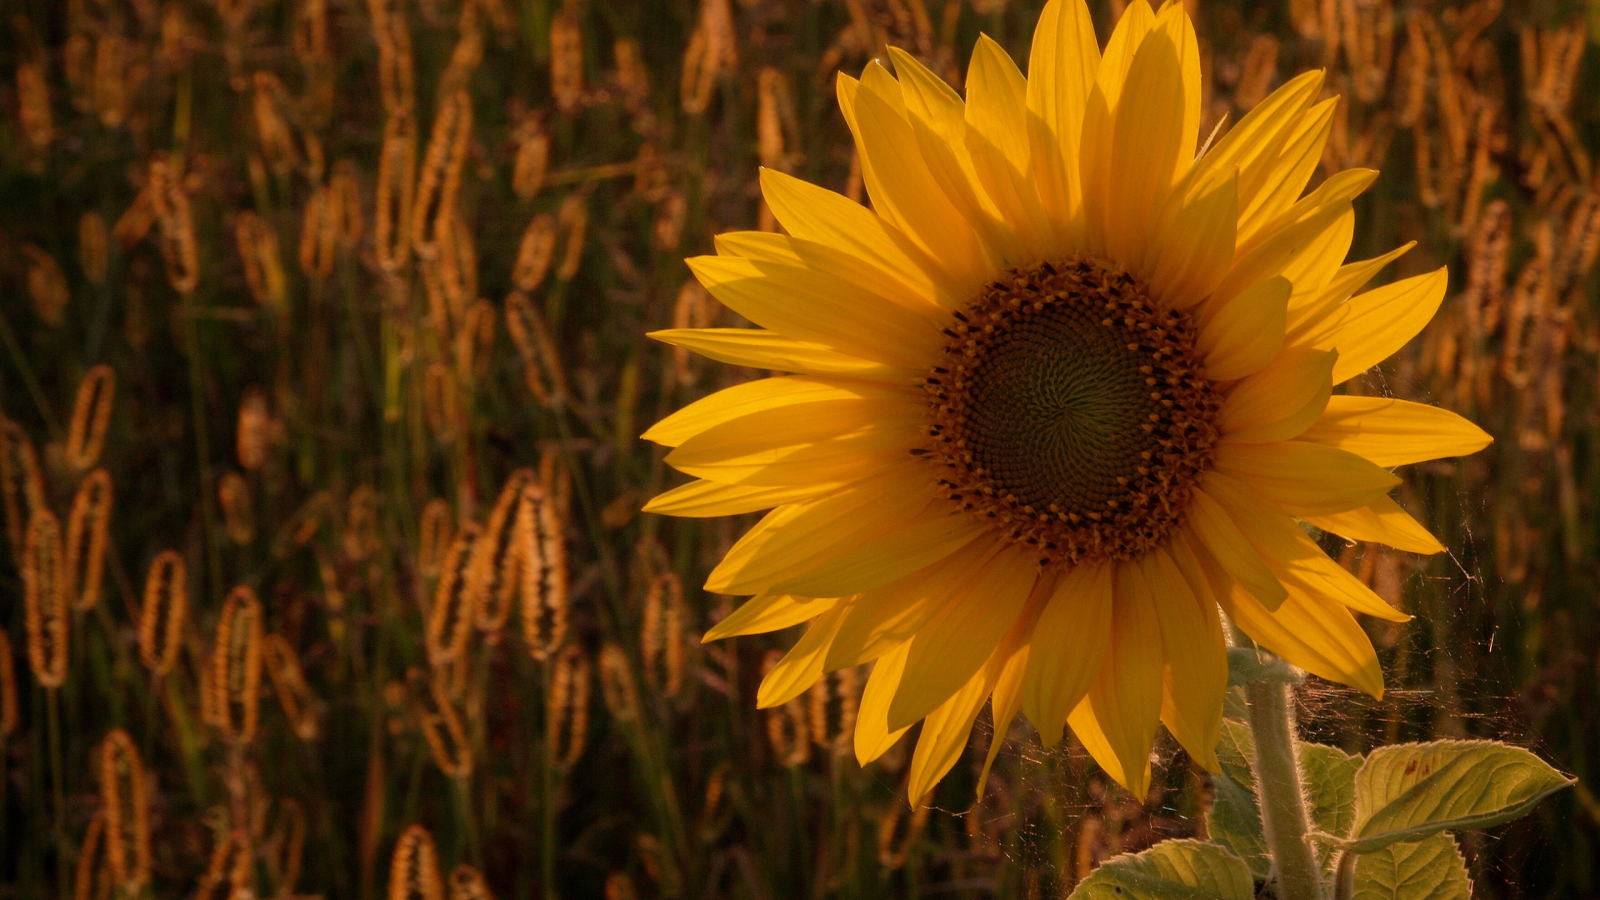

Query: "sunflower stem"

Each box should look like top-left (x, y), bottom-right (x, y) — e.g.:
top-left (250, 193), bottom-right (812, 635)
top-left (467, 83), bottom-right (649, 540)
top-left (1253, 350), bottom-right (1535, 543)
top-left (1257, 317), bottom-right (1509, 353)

top-left (1245, 678), bottom-right (1323, 900)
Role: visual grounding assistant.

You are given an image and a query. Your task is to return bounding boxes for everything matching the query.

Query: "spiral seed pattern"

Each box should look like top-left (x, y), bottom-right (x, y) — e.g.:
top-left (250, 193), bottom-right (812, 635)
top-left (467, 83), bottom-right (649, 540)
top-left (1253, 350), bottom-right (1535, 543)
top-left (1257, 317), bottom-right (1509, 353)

top-left (923, 257), bottom-right (1221, 566)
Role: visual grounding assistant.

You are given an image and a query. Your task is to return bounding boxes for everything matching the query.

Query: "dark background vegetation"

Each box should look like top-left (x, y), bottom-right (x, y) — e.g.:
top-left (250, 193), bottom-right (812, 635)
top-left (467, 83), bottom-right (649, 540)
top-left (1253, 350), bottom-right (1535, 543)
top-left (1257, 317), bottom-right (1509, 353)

top-left (0, 0), bottom-right (1596, 896)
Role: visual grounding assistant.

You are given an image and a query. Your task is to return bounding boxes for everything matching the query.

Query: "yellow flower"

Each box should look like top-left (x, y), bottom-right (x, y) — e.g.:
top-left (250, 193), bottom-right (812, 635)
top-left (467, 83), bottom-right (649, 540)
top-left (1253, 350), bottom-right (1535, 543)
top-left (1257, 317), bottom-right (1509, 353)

top-left (644, 0), bottom-right (1490, 801)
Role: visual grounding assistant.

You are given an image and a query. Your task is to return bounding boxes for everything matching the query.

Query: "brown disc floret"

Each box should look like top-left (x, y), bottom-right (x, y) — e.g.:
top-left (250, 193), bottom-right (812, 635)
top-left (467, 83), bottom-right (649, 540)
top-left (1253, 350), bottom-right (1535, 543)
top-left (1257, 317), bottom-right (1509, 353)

top-left (921, 257), bottom-right (1222, 566)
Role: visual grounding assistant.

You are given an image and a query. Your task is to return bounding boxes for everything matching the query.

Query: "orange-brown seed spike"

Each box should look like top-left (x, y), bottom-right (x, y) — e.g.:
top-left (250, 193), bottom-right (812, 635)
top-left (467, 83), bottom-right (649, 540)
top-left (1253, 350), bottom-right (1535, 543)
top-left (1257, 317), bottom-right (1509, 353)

top-left (217, 471), bottom-right (255, 545)
top-left (139, 551), bottom-right (188, 677)
top-left (389, 825), bottom-right (444, 900)
top-left (21, 245), bottom-right (69, 326)
top-left (413, 670), bottom-right (473, 778)
top-left (598, 643), bottom-right (639, 723)
top-left (549, 10), bottom-right (584, 114)
top-left (72, 808), bottom-right (106, 900)
top-left (262, 634), bottom-right (320, 741)
top-left (23, 508), bottom-right (68, 688)
top-left (418, 498), bottom-right (455, 578)
top-left (375, 114), bottom-right (417, 272)
top-left (411, 90), bottom-right (472, 259)
top-left (0, 420), bottom-right (43, 567)
top-left (100, 728), bottom-right (151, 892)
top-left (211, 585), bottom-right (264, 744)
top-left (65, 364), bottom-right (116, 471)
top-left (511, 213), bottom-right (557, 293)
top-left (470, 469), bottom-right (538, 633)
top-left (511, 118), bottom-right (549, 199)
top-left (427, 522), bottom-right (481, 666)
top-left (554, 193), bottom-right (587, 281)
top-left (517, 483), bottom-right (568, 660)
top-left (79, 212), bottom-right (108, 285)
top-left (504, 292), bottom-right (566, 407)
top-left (236, 386), bottom-right (270, 470)
top-left (64, 468), bottom-right (113, 612)
top-left (547, 643), bottom-right (590, 767)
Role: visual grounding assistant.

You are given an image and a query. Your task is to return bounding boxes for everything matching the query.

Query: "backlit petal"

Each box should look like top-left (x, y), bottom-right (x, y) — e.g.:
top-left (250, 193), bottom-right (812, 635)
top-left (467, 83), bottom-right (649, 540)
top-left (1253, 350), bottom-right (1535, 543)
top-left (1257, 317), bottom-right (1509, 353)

top-left (1021, 563), bottom-right (1113, 745)
top-left (1300, 396), bottom-right (1493, 466)
top-left (1331, 268), bottom-right (1449, 383)
top-left (1303, 496), bottom-right (1446, 555)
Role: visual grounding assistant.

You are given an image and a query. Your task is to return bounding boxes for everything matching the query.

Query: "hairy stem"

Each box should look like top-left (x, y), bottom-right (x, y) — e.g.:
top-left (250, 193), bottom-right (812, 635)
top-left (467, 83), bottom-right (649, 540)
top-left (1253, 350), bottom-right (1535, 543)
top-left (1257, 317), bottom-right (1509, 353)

top-left (1246, 679), bottom-right (1323, 900)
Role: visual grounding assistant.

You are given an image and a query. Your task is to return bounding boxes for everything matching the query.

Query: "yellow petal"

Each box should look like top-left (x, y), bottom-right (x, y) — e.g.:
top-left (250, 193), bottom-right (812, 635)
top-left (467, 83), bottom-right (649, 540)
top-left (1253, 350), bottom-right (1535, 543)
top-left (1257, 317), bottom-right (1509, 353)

top-left (1092, 0), bottom-right (1157, 111)
top-left (1331, 267), bottom-right (1449, 384)
top-left (1148, 170), bottom-right (1238, 310)
top-left (1079, 0), bottom-right (1156, 253)
top-left (703, 467), bottom-right (937, 594)
top-left (1212, 199), bottom-right (1352, 308)
top-left (840, 67), bottom-right (990, 293)
top-left (758, 168), bottom-right (958, 307)
top-left (1218, 347), bottom-right (1335, 444)
top-left (715, 231), bottom-right (943, 318)
top-left (1198, 538), bottom-right (1383, 699)
top-left (1187, 483), bottom-right (1287, 609)
top-left (888, 47), bottom-right (1018, 266)
top-left (1213, 440), bottom-right (1400, 517)
top-left (643, 375), bottom-right (914, 447)
top-left (965, 35), bottom-right (1053, 258)
top-left (978, 639), bottom-right (1029, 799)
top-left (1196, 275), bottom-right (1289, 381)
top-left (1026, 0), bottom-right (1100, 243)
top-left (888, 548), bottom-right (1039, 730)
top-left (704, 594), bottom-right (841, 642)
top-left (1303, 496), bottom-right (1445, 555)
top-left (688, 255), bottom-right (942, 370)
top-left (908, 641), bottom-right (1008, 804)
top-left (756, 604), bottom-right (848, 708)
top-left (665, 404), bottom-right (924, 486)
top-left (643, 479), bottom-right (839, 518)
top-left (1299, 396), bottom-right (1493, 466)
top-left (769, 508), bottom-right (985, 597)
top-left (1143, 546), bottom-right (1224, 773)
top-left (1201, 471), bottom-right (1410, 623)
top-left (1021, 563), bottom-right (1113, 745)
top-left (1313, 242), bottom-right (1417, 311)
top-left (1237, 98), bottom-right (1339, 242)
top-left (1279, 209), bottom-right (1354, 303)
top-left (1182, 70), bottom-right (1324, 211)
top-left (1285, 241), bottom-right (1417, 352)
top-left (854, 642), bottom-right (913, 764)
top-left (647, 328), bottom-right (898, 379)
top-left (824, 536), bottom-right (1001, 669)
top-left (1067, 561), bottom-right (1163, 797)
top-left (1103, 26), bottom-right (1187, 268)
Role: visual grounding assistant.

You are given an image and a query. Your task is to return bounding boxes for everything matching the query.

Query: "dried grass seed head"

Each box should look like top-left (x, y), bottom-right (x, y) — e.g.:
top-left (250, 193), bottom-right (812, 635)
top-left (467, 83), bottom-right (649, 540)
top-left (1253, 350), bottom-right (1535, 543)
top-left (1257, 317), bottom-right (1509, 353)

top-left (66, 364), bottom-right (116, 471)
top-left (139, 550), bottom-right (188, 677)
top-left (65, 468), bottom-right (113, 612)
top-left (24, 508), bottom-right (69, 688)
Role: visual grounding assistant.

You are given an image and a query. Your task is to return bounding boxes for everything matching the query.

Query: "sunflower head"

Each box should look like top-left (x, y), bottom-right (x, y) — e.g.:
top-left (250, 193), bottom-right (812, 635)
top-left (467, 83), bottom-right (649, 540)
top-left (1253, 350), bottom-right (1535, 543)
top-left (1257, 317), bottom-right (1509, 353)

top-left (646, 0), bottom-right (1491, 802)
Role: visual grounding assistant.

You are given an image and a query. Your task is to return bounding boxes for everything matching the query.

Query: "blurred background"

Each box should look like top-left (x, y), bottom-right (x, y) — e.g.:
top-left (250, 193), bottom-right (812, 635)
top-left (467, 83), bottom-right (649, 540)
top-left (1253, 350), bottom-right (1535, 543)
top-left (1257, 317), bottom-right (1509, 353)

top-left (0, 0), bottom-right (1594, 896)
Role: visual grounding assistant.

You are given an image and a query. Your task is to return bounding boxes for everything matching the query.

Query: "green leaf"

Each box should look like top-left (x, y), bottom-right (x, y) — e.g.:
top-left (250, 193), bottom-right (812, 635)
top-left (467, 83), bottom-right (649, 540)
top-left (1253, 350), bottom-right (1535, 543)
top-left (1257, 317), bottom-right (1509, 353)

top-left (1070, 840), bottom-right (1254, 900)
top-left (1338, 740), bottom-right (1573, 853)
top-left (1300, 741), bottom-right (1361, 837)
top-left (1226, 646), bottom-right (1301, 687)
top-left (1353, 834), bottom-right (1473, 900)
top-left (1209, 719), bottom-right (1268, 878)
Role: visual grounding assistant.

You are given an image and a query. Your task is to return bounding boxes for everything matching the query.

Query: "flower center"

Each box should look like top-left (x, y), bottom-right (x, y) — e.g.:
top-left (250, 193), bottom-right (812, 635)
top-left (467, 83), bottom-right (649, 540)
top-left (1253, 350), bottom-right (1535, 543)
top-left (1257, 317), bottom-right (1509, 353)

top-left (922, 258), bottom-right (1222, 565)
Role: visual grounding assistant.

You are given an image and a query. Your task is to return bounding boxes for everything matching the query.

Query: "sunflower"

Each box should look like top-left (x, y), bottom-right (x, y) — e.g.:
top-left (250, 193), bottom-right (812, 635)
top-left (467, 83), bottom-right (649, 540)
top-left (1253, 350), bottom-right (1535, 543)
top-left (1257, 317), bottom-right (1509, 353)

top-left (644, 0), bottom-right (1491, 802)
